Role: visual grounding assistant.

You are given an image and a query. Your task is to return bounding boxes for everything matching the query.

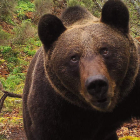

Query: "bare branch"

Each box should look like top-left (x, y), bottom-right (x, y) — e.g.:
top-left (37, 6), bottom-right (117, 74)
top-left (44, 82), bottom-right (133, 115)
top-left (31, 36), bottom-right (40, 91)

top-left (2, 90), bottom-right (22, 98)
top-left (0, 92), bottom-right (7, 113)
top-left (0, 82), bottom-right (22, 113)
top-left (0, 90), bottom-right (22, 113)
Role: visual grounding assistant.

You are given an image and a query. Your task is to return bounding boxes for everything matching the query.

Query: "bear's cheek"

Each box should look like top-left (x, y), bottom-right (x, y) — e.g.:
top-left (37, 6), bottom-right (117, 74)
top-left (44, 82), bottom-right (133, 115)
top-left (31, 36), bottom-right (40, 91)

top-left (53, 60), bottom-right (81, 94)
top-left (105, 51), bottom-right (129, 88)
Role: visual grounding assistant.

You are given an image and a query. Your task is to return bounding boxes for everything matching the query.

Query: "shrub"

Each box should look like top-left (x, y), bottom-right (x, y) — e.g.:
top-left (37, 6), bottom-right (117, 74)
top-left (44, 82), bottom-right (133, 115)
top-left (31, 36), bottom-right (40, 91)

top-left (13, 20), bottom-right (36, 45)
top-left (33, 0), bottom-right (53, 23)
top-left (0, 0), bottom-right (16, 22)
top-left (0, 27), bottom-right (11, 45)
top-left (66, 0), bottom-right (101, 17)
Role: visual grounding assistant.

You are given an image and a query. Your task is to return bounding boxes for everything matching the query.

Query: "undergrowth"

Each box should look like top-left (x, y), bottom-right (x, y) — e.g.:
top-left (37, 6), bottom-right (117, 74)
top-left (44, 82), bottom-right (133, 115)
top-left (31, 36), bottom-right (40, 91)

top-left (0, 1), bottom-right (42, 136)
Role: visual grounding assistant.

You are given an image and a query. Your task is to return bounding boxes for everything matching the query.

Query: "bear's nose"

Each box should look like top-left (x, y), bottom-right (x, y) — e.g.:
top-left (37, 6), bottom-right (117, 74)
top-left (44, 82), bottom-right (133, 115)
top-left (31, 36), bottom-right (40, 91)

top-left (85, 75), bottom-right (108, 100)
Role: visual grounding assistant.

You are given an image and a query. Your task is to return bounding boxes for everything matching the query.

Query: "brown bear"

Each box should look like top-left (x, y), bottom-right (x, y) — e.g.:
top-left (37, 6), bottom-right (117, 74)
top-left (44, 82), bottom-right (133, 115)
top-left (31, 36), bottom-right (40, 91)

top-left (23, 0), bottom-right (140, 140)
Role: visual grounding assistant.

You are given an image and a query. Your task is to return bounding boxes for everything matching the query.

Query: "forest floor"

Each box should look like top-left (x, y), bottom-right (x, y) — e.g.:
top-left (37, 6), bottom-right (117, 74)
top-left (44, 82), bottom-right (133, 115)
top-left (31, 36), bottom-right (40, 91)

top-left (117, 119), bottom-right (140, 138)
top-left (1, 118), bottom-right (140, 140)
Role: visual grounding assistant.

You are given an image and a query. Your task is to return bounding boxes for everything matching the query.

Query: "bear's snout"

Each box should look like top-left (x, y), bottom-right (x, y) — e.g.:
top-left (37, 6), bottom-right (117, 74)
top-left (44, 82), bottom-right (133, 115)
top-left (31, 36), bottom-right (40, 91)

top-left (85, 75), bottom-right (108, 102)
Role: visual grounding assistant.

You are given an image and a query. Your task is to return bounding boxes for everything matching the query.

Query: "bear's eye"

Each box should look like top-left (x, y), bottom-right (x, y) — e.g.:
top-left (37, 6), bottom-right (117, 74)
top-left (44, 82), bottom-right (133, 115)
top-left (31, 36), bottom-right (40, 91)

top-left (100, 48), bottom-right (109, 56)
top-left (70, 55), bottom-right (79, 63)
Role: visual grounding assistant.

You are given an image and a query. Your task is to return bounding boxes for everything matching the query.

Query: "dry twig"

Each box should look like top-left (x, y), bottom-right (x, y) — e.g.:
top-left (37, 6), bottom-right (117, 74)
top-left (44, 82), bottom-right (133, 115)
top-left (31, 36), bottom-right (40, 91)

top-left (0, 82), bottom-right (22, 113)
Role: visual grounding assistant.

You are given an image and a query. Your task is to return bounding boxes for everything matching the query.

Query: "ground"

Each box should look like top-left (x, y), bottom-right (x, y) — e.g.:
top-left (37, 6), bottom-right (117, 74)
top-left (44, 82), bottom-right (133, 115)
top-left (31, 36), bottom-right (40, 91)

top-left (0, 118), bottom-right (139, 140)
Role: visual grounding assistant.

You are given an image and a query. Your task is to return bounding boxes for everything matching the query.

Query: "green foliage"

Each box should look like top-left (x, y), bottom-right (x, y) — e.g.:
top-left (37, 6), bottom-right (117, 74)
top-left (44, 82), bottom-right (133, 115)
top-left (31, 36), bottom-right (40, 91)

top-left (0, 46), bottom-right (19, 59)
top-left (0, 45), bottom-right (30, 74)
top-left (16, 1), bottom-right (35, 20)
top-left (7, 57), bottom-right (18, 64)
top-left (18, 58), bottom-right (29, 67)
top-left (34, 40), bottom-right (42, 47)
top-left (1, 46), bottom-right (12, 54)
top-left (11, 66), bottom-right (22, 74)
top-left (0, 46), bottom-right (19, 71)
top-left (1, 73), bottom-right (25, 91)
top-left (24, 45), bottom-right (36, 56)
top-left (26, 35), bottom-right (42, 47)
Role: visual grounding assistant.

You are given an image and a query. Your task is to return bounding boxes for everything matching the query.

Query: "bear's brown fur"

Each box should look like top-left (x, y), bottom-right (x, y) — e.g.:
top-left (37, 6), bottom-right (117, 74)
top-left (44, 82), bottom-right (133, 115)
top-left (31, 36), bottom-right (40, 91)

top-left (23, 0), bottom-right (140, 140)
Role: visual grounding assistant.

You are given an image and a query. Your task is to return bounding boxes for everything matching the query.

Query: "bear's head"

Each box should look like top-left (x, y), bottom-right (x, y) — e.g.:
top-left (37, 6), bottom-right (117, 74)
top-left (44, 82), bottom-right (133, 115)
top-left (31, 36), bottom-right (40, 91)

top-left (38, 0), bottom-right (139, 112)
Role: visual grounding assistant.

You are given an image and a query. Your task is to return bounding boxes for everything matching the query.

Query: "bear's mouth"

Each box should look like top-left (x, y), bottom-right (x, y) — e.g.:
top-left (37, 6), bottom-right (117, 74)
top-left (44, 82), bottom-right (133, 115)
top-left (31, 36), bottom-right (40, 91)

top-left (93, 97), bottom-right (111, 110)
top-left (97, 98), bottom-right (107, 103)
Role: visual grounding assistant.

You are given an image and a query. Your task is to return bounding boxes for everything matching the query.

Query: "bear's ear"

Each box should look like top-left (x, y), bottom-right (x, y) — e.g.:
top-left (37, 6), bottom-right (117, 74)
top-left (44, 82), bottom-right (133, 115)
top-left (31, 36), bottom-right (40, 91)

top-left (101, 0), bottom-right (129, 33)
top-left (38, 14), bottom-right (66, 49)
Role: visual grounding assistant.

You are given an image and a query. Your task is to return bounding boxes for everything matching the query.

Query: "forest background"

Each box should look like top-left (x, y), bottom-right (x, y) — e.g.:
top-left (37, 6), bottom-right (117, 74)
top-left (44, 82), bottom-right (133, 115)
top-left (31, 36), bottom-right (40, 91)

top-left (0, 0), bottom-right (140, 139)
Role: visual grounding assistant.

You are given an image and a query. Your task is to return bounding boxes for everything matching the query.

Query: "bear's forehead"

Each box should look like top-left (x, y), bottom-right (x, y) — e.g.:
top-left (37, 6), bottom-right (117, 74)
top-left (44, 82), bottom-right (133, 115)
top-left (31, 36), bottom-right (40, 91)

top-left (56, 23), bottom-right (128, 49)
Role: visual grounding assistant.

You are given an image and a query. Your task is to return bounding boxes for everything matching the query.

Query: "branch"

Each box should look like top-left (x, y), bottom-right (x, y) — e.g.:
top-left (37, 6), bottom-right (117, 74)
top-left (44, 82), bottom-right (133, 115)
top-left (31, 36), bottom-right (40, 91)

top-left (2, 90), bottom-right (22, 98)
top-left (0, 91), bottom-right (7, 113)
top-left (0, 82), bottom-right (22, 113)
